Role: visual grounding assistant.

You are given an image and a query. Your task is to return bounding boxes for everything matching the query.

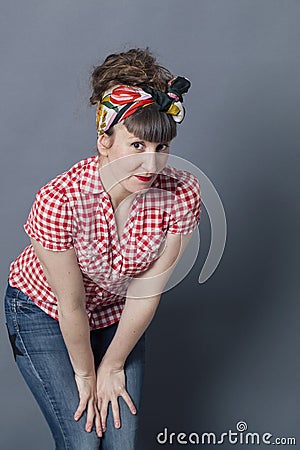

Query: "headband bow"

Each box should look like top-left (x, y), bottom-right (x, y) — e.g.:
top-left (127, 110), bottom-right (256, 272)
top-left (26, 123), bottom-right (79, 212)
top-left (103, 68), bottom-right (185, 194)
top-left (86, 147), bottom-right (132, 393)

top-left (96, 75), bottom-right (191, 137)
top-left (141, 75), bottom-right (191, 112)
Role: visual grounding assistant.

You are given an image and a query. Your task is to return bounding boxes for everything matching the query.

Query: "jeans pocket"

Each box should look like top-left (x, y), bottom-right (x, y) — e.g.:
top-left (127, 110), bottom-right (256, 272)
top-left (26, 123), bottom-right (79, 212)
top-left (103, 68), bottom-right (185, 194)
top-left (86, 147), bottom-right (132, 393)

top-left (5, 297), bottom-right (24, 361)
top-left (5, 322), bottom-right (24, 360)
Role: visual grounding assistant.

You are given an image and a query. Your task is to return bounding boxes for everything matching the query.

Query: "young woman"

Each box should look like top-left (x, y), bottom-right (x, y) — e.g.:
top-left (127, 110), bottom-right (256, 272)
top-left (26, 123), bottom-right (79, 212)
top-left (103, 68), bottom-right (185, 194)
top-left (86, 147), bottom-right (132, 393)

top-left (4, 48), bottom-right (201, 450)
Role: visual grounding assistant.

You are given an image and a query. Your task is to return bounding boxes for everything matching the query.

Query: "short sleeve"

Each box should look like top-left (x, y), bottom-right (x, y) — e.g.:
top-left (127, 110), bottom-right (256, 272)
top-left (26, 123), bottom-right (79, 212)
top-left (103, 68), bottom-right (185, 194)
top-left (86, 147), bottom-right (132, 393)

top-left (23, 185), bottom-right (74, 251)
top-left (167, 172), bottom-right (201, 235)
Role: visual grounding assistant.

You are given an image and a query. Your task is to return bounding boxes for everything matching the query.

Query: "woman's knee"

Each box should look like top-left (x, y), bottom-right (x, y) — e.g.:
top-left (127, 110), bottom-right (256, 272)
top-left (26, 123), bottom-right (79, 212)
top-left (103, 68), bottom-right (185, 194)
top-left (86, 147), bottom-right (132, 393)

top-left (59, 420), bottom-right (101, 450)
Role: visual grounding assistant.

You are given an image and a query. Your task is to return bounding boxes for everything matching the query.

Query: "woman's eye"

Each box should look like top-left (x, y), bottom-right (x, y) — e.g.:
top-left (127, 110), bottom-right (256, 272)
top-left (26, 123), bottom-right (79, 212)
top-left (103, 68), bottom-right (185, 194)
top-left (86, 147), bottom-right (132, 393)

top-left (131, 142), bottom-right (169, 152)
top-left (156, 144), bottom-right (169, 152)
top-left (131, 142), bottom-right (144, 150)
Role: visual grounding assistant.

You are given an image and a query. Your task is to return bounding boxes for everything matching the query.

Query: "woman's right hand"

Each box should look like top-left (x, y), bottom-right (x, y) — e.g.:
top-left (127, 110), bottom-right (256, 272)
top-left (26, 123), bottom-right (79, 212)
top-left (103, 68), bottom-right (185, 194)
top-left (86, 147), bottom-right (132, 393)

top-left (74, 373), bottom-right (103, 438)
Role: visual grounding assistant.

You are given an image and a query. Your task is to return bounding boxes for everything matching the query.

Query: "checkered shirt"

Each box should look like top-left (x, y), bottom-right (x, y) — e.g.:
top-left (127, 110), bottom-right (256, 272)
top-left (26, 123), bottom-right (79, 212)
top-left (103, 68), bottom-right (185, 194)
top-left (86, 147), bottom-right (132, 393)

top-left (9, 155), bottom-right (201, 330)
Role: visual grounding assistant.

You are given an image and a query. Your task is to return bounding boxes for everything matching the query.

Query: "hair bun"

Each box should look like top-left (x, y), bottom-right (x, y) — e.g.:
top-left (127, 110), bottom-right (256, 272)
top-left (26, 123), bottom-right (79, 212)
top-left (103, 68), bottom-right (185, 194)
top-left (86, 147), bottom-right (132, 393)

top-left (89, 47), bottom-right (174, 105)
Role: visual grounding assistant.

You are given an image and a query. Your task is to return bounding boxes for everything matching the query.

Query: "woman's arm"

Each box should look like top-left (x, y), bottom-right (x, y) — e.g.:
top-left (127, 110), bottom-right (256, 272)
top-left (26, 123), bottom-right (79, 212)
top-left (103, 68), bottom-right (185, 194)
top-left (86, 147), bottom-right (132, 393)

top-left (30, 237), bottom-right (94, 375)
top-left (30, 237), bottom-right (102, 436)
top-left (96, 231), bottom-right (194, 430)
top-left (101, 231), bottom-right (192, 368)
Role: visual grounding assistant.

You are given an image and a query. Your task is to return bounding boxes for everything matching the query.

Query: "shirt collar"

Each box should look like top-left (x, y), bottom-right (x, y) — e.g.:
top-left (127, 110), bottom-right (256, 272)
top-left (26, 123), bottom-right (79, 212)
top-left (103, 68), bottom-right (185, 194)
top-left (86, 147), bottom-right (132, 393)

top-left (80, 155), bottom-right (105, 194)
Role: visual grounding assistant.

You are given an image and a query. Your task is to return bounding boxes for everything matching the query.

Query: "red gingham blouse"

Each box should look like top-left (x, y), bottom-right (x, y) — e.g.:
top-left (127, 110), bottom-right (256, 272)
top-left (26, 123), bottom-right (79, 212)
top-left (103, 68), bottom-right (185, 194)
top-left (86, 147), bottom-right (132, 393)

top-left (9, 155), bottom-right (201, 330)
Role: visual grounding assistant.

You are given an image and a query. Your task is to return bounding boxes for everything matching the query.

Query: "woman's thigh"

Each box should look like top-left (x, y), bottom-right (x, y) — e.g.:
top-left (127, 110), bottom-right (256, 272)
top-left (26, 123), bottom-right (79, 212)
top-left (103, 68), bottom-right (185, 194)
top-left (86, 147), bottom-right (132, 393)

top-left (4, 282), bottom-right (100, 450)
top-left (91, 325), bottom-right (146, 450)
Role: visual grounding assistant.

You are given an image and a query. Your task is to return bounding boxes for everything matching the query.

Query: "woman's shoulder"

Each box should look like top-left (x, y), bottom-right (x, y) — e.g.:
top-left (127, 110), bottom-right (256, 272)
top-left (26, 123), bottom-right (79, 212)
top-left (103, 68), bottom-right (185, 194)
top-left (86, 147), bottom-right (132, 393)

top-left (153, 165), bottom-right (201, 234)
top-left (154, 165), bottom-right (200, 200)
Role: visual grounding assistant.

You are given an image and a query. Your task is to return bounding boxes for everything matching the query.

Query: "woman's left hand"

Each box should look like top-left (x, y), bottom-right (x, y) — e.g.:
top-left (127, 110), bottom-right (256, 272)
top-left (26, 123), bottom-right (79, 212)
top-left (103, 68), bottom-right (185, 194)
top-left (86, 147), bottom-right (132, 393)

top-left (96, 361), bottom-right (137, 431)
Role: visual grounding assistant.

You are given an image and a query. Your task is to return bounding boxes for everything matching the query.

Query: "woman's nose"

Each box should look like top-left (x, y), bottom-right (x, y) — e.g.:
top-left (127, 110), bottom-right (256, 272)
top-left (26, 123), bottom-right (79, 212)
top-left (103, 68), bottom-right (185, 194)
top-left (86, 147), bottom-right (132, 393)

top-left (141, 152), bottom-right (157, 174)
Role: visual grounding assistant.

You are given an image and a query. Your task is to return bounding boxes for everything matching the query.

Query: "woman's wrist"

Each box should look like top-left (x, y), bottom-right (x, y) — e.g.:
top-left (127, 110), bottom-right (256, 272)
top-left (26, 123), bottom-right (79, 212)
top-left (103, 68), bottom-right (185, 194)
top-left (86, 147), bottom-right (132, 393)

top-left (70, 351), bottom-right (96, 378)
top-left (72, 357), bottom-right (96, 378)
top-left (99, 353), bottom-right (125, 371)
top-left (74, 370), bottom-right (96, 379)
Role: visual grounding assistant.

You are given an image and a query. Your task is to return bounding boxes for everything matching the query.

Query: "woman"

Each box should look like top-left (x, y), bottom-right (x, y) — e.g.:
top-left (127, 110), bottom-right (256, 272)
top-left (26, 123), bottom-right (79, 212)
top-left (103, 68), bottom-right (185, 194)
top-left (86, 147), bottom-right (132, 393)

top-left (4, 47), bottom-right (201, 449)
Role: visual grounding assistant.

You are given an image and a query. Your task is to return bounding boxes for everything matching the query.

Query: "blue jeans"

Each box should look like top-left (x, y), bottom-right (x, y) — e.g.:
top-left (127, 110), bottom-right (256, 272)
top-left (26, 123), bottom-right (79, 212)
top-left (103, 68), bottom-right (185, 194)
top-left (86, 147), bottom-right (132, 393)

top-left (4, 281), bottom-right (146, 450)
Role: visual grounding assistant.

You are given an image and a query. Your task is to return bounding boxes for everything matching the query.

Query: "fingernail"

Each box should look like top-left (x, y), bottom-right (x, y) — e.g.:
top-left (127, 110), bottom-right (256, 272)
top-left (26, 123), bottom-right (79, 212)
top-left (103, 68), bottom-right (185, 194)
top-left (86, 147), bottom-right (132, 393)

top-left (115, 422), bottom-right (120, 428)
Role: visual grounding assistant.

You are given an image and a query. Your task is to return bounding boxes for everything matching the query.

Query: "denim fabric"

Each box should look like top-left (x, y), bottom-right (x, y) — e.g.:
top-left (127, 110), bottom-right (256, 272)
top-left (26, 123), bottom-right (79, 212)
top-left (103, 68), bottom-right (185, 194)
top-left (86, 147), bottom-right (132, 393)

top-left (4, 281), bottom-right (146, 450)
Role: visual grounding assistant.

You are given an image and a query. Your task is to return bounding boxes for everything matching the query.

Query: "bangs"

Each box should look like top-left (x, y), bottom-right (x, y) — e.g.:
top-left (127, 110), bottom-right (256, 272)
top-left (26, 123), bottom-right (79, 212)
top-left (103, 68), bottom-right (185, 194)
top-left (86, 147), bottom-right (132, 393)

top-left (123, 103), bottom-right (177, 143)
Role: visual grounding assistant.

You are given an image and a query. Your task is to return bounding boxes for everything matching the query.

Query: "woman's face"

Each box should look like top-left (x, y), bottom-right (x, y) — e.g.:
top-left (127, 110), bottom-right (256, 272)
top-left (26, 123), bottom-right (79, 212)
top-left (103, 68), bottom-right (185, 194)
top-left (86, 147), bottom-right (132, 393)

top-left (97, 122), bottom-right (171, 197)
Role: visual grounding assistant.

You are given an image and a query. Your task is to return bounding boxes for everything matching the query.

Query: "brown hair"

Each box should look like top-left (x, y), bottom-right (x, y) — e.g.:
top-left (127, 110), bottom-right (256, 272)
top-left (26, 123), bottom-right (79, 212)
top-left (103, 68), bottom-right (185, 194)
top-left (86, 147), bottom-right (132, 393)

top-left (89, 48), bottom-right (177, 142)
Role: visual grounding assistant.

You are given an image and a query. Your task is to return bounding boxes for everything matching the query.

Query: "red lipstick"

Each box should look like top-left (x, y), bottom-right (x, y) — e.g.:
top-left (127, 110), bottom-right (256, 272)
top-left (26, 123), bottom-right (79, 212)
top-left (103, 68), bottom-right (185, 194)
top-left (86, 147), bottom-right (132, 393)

top-left (134, 175), bottom-right (153, 182)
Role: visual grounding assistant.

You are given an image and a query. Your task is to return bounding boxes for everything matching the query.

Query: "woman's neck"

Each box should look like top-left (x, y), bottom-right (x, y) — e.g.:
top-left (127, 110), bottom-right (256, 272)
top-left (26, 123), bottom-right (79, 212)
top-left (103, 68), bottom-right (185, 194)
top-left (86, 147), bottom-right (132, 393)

top-left (97, 155), bottom-right (134, 212)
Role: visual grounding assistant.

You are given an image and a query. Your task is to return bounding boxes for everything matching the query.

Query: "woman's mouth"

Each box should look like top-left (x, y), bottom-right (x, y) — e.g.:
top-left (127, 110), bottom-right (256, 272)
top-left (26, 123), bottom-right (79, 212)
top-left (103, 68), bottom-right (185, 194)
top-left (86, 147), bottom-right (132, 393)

top-left (134, 174), bottom-right (153, 182)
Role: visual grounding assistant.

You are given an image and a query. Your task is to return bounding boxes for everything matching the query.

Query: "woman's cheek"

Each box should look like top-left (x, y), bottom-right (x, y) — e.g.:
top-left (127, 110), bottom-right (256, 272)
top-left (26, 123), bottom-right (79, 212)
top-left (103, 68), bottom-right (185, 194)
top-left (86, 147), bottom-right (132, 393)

top-left (120, 158), bottom-right (142, 176)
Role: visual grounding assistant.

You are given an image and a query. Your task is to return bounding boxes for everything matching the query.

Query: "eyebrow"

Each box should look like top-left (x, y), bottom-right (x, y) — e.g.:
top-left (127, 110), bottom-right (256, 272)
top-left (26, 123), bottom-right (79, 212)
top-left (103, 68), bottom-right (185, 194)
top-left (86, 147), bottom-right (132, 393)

top-left (128, 136), bottom-right (143, 141)
top-left (127, 138), bottom-right (171, 149)
top-left (128, 138), bottom-right (170, 145)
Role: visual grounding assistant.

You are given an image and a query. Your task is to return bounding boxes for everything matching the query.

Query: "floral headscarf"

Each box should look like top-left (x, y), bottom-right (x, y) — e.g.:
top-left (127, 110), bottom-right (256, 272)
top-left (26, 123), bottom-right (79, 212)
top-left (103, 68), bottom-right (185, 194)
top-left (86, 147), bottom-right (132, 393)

top-left (96, 76), bottom-right (191, 137)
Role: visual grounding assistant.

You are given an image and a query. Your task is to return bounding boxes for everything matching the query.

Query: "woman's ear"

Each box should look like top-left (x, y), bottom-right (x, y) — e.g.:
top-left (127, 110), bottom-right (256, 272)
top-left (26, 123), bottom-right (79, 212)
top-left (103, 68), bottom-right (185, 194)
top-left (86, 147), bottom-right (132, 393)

top-left (97, 133), bottom-right (112, 156)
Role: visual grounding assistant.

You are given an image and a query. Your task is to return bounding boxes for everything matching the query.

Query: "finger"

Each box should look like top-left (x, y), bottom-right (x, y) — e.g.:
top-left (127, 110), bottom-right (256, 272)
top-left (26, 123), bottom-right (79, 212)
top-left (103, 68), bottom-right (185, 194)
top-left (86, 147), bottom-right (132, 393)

top-left (85, 398), bottom-right (95, 432)
top-left (97, 395), bottom-right (102, 412)
top-left (94, 403), bottom-right (103, 437)
top-left (97, 396), bottom-right (106, 431)
top-left (100, 400), bottom-right (109, 432)
top-left (74, 397), bottom-right (88, 421)
top-left (121, 390), bottom-right (137, 415)
top-left (111, 398), bottom-right (121, 429)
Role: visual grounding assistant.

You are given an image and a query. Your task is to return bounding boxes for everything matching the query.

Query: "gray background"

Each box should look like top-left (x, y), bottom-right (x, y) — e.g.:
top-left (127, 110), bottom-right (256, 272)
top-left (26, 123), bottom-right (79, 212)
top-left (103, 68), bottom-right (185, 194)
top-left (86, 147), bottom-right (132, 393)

top-left (1, 1), bottom-right (299, 449)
